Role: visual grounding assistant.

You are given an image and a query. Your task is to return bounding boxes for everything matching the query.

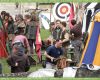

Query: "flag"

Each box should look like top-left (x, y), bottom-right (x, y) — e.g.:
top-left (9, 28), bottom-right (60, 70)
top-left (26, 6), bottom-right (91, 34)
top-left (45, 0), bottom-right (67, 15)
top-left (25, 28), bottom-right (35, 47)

top-left (0, 18), bottom-right (8, 58)
top-left (69, 3), bottom-right (75, 29)
top-left (39, 13), bottom-right (54, 29)
top-left (35, 24), bottom-right (42, 61)
top-left (0, 19), bottom-right (3, 29)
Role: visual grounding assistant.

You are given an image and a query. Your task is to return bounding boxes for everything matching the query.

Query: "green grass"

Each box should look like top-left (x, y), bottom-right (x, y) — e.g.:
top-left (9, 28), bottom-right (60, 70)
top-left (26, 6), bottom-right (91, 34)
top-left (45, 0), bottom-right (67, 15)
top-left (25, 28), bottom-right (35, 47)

top-left (0, 78), bottom-right (100, 80)
top-left (40, 28), bottom-right (51, 40)
top-left (0, 58), bottom-right (10, 73)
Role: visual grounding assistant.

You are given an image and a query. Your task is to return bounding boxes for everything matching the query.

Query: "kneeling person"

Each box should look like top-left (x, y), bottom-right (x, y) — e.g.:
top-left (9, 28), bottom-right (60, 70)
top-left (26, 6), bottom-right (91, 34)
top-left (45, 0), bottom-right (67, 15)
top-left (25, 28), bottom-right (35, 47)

top-left (44, 39), bottom-right (63, 69)
top-left (7, 45), bottom-right (30, 73)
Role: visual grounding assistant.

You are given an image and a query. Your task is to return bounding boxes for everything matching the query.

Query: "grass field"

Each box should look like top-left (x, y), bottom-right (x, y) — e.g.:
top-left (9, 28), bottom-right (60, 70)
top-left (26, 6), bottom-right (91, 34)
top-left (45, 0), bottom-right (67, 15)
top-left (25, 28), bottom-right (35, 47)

top-left (0, 78), bottom-right (100, 80)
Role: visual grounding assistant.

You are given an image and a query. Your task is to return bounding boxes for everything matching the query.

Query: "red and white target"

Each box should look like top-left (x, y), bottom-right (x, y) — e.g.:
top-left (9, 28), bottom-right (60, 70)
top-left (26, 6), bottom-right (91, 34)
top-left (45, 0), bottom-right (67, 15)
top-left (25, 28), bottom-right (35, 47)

top-left (52, 3), bottom-right (71, 21)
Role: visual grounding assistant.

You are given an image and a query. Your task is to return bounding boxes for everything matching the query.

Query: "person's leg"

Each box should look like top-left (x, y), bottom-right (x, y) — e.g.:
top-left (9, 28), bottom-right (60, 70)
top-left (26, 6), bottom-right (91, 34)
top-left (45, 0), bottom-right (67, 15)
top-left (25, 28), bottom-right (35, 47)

top-left (52, 64), bottom-right (57, 69)
top-left (46, 62), bottom-right (53, 69)
top-left (28, 39), bottom-right (34, 54)
top-left (0, 63), bottom-right (2, 74)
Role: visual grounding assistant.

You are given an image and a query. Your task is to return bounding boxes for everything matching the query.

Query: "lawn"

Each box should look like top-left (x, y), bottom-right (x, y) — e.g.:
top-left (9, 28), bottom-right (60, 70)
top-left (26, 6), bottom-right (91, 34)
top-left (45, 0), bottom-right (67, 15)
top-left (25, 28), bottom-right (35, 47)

top-left (40, 28), bottom-right (51, 40)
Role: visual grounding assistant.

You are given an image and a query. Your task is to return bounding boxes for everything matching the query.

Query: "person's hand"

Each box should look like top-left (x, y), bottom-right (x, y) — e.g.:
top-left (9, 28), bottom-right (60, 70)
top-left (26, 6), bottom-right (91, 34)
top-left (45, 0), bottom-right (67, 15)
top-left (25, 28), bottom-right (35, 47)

top-left (51, 57), bottom-right (55, 62)
top-left (15, 62), bottom-right (18, 66)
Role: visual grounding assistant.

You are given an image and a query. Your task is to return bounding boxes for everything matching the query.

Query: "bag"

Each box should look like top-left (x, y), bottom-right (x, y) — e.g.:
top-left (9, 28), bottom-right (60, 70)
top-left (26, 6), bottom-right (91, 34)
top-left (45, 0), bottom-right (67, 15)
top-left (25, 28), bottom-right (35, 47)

top-left (56, 56), bottom-right (67, 69)
top-left (54, 69), bottom-right (63, 77)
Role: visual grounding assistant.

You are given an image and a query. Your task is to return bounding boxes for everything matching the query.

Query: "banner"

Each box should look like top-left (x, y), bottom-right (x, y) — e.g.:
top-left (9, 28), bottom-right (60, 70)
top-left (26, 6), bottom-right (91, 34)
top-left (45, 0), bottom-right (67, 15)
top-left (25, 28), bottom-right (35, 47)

top-left (39, 13), bottom-right (54, 29)
top-left (69, 3), bottom-right (75, 29)
top-left (35, 24), bottom-right (42, 61)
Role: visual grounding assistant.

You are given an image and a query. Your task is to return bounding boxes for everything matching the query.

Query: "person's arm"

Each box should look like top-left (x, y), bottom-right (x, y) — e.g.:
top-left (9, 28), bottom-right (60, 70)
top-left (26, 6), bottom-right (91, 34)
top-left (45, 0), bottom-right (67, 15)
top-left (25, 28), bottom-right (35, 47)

top-left (7, 55), bottom-right (18, 67)
top-left (24, 37), bottom-right (30, 54)
top-left (44, 51), bottom-right (54, 62)
top-left (25, 55), bottom-right (30, 72)
top-left (62, 32), bottom-right (69, 43)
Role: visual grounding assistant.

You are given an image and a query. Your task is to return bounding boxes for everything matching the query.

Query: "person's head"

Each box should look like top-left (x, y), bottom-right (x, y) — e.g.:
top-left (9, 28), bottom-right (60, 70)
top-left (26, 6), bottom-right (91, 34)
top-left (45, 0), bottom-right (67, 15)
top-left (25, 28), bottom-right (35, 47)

top-left (55, 20), bottom-right (61, 28)
top-left (50, 22), bottom-right (55, 26)
top-left (24, 14), bottom-right (31, 22)
top-left (14, 30), bottom-right (19, 35)
top-left (32, 14), bottom-right (39, 21)
top-left (71, 19), bottom-right (76, 26)
top-left (50, 22), bottom-right (55, 32)
top-left (15, 14), bottom-right (23, 22)
top-left (15, 15), bottom-right (19, 21)
top-left (4, 12), bottom-right (9, 20)
top-left (1, 11), bottom-right (6, 15)
top-left (14, 27), bottom-right (24, 35)
top-left (1, 11), bottom-right (6, 19)
top-left (12, 44), bottom-right (24, 55)
top-left (61, 21), bottom-right (66, 27)
top-left (54, 39), bottom-right (63, 48)
top-left (12, 45), bottom-right (19, 54)
top-left (9, 16), bottom-right (14, 22)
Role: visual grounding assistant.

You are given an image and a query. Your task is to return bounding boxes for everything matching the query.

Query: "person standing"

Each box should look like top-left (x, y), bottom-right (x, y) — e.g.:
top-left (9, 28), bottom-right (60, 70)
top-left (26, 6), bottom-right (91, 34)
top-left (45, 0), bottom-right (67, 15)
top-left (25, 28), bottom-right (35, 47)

top-left (0, 11), bottom-right (8, 58)
top-left (24, 14), bottom-right (37, 54)
top-left (70, 20), bottom-right (82, 64)
top-left (52, 20), bottom-right (62, 40)
top-left (60, 21), bottom-right (70, 58)
top-left (14, 14), bottom-right (26, 35)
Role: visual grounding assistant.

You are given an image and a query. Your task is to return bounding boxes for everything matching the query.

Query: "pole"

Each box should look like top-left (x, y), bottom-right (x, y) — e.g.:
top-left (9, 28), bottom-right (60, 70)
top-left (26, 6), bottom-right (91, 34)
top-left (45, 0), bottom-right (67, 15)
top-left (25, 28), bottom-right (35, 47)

top-left (50, 3), bottom-right (53, 29)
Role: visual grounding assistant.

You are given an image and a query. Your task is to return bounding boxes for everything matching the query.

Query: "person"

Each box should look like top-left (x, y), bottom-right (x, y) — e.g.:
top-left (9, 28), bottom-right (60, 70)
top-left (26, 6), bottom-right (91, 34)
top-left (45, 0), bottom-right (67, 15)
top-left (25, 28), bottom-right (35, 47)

top-left (52, 20), bottom-right (62, 40)
top-left (70, 20), bottom-right (82, 65)
top-left (24, 14), bottom-right (37, 54)
top-left (44, 22), bottom-right (55, 46)
top-left (60, 21), bottom-right (70, 58)
top-left (49, 22), bottom-right (55, 35)
top-left (0, 11), bottom-right (6, 21)
top-left (0, 11), bottom-right (8, 58)
top-left (14, 14), bottom-right (26, 34)
top-left (7, 44), bottom-right (30, 73)
top-left (6, 15), bottom-right (14, 54)
top-left (44, 39), bottom-right (63, 69)
top-left (12, 28), bottom-right (30, 55)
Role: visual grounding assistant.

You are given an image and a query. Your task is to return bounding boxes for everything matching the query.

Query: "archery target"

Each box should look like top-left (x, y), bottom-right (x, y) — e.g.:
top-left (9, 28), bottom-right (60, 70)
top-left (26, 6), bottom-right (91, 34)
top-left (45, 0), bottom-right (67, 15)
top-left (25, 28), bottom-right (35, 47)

top-left (53, 3), bottom-right (71, 21)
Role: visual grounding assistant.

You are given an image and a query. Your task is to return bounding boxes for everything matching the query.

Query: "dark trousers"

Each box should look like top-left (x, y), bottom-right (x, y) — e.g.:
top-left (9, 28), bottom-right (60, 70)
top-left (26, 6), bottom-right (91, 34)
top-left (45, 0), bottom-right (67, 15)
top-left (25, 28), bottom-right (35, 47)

top-left (28, 39), bottom-right (35, 54)
top-left (0, 63), bottom-right (2, 74)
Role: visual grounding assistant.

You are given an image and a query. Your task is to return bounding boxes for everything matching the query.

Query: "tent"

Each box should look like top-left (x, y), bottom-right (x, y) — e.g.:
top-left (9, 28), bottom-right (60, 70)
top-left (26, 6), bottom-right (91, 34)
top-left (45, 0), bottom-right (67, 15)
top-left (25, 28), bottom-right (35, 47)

top-left (80, 10), bottom-right (100, 70)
